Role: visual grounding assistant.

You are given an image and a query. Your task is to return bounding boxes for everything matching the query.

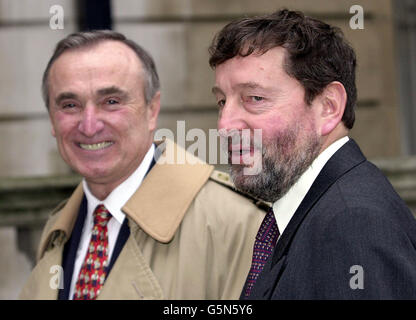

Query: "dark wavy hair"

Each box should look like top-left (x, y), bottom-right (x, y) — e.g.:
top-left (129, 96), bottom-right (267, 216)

top-left (209, 9), bottom-right (357, 129)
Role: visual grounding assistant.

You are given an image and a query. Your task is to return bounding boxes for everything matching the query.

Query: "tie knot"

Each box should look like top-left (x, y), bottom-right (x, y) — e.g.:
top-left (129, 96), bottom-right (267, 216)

top-left (256, 208), bottom-right (279, 244)
top-left (93, 204), bottom-right (112, 227)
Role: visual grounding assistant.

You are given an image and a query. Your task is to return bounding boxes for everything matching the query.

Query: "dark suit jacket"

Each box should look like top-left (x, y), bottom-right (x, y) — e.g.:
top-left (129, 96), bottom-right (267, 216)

top-left (243, 139), bottom-right (416, 299)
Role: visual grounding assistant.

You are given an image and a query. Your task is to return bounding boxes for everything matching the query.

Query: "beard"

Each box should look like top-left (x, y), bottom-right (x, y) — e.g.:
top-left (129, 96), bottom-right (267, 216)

top-left (229, 125), bottom-right (322, 203)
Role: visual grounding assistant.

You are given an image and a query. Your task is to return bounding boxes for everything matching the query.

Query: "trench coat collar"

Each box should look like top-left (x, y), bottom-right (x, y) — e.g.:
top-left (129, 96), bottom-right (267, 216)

top-left (123, 140), bottom-right (214, 243)
top-left (38, 139), bottom-right (214, 256)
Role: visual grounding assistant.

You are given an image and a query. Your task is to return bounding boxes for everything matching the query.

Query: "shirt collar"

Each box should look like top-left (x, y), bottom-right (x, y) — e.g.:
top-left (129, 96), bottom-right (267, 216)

top-left (82, 143), bottom-right (155, 224)
top-left (272, 136), bottom-right (349, 235)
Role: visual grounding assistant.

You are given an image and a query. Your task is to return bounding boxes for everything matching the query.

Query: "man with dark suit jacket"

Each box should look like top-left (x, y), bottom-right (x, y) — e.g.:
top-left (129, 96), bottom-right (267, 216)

top-left (208, 9), bottom-right (416, 299)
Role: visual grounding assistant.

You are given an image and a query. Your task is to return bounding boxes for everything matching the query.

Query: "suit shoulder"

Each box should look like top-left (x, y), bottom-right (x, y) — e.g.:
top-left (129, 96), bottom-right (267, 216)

top-left (333, 161), bottom-right (412, 215)
top-left (207, 170), bottom-right (271, 211)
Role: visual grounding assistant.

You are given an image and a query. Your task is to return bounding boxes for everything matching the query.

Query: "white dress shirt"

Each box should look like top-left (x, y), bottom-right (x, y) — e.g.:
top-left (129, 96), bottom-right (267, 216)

top-left (272, 136), bottom-right (349, 237)
top-left (68, 144), bottom-right (155, 299)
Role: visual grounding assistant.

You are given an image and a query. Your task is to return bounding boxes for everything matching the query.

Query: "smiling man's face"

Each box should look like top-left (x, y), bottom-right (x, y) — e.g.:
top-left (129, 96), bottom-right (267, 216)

top-left (48, 40), bottom-right (160, 199)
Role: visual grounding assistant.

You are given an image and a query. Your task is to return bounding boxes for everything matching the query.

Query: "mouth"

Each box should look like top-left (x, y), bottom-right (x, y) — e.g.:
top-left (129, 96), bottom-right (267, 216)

top-left (229, 146), bottom-right (254, 165)
top-left (229, 149), bottom-right (251, 156)
top-left (228, 144), bottom-right (252, 154)
top-left (78, 141), bottom-right (114, 151)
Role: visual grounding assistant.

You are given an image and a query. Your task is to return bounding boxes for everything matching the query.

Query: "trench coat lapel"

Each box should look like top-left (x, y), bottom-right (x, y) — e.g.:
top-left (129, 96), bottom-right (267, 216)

top-left (98, 218), bottom-right (164, 299)
top-left (122, 139), bottom-right (214, 243)
top-left (99, 141), bottom-right (214, 299)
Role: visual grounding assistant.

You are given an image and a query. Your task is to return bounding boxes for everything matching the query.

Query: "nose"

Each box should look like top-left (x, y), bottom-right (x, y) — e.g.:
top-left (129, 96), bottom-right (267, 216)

top-left (78, 103), bottom-right (104, 137)
top-left (217, 98), bottom-right (247, 132)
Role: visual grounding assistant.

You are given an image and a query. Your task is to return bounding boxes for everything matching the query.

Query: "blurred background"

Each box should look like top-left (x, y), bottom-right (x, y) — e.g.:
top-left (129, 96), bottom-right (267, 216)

top-left (0, 0), bottom-right (415, 299)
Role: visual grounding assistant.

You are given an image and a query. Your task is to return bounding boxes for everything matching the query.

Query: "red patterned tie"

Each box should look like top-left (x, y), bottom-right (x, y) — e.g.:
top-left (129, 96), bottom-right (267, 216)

top-left (243, 208), bottom-right (280, 297)
top-left (73, 204), bottom-right (112, 300)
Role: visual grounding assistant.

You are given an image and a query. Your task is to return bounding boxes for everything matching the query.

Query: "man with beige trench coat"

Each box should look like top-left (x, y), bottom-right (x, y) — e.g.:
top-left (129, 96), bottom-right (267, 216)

top-left (19, 30), bottom-right (265, 300)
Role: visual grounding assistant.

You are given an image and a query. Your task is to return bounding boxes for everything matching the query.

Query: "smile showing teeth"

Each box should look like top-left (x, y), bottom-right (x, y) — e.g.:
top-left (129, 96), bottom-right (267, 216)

top-left (79, 141), bottom-right (114, 150)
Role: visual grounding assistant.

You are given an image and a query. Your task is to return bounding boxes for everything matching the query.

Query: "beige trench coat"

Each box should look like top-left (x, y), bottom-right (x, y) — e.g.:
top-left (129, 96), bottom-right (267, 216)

top-left (19, 140), bottom-right (266, 300)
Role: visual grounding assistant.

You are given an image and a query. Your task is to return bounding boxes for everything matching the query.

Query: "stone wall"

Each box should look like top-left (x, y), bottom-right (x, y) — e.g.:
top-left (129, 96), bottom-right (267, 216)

top-left (0, 0), bottom-right (76, 178)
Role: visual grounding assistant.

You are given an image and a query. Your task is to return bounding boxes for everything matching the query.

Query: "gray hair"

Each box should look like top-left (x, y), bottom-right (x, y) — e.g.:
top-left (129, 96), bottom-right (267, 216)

top-left (42, 30), bottom-right (160, 109)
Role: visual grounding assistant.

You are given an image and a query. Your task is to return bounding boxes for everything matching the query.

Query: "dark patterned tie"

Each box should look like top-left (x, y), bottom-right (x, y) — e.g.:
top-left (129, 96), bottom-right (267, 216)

top-left (243, 208), bottom-right (280, 297)
top-left (73, 204), bottom-right (112, 300)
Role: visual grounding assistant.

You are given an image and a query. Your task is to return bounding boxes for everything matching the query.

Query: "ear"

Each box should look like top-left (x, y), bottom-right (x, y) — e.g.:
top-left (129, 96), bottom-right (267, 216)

top-left (147, 91), bottom-right (161, 132)
top-left (316, 81), bottom-right (347, 136)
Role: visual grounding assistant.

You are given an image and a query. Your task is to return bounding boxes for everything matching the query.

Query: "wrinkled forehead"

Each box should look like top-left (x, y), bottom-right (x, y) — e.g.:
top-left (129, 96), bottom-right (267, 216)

top-left (52, 40), bottom-right (144, 73)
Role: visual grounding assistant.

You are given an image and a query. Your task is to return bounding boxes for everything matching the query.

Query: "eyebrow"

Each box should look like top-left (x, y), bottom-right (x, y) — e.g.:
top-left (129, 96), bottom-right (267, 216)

top-left (211, 86), bottom-right (223, 95)
top-left (54, 86), bottom-right (129, 106)
top-left (55, 92), bottom-right (78, 106)
top-left (96, 86), bottom-right (129, 99)
top-left (235, 82), bottom-right (264, 90)
top-left (212, 82), bottom-right (267, 95)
